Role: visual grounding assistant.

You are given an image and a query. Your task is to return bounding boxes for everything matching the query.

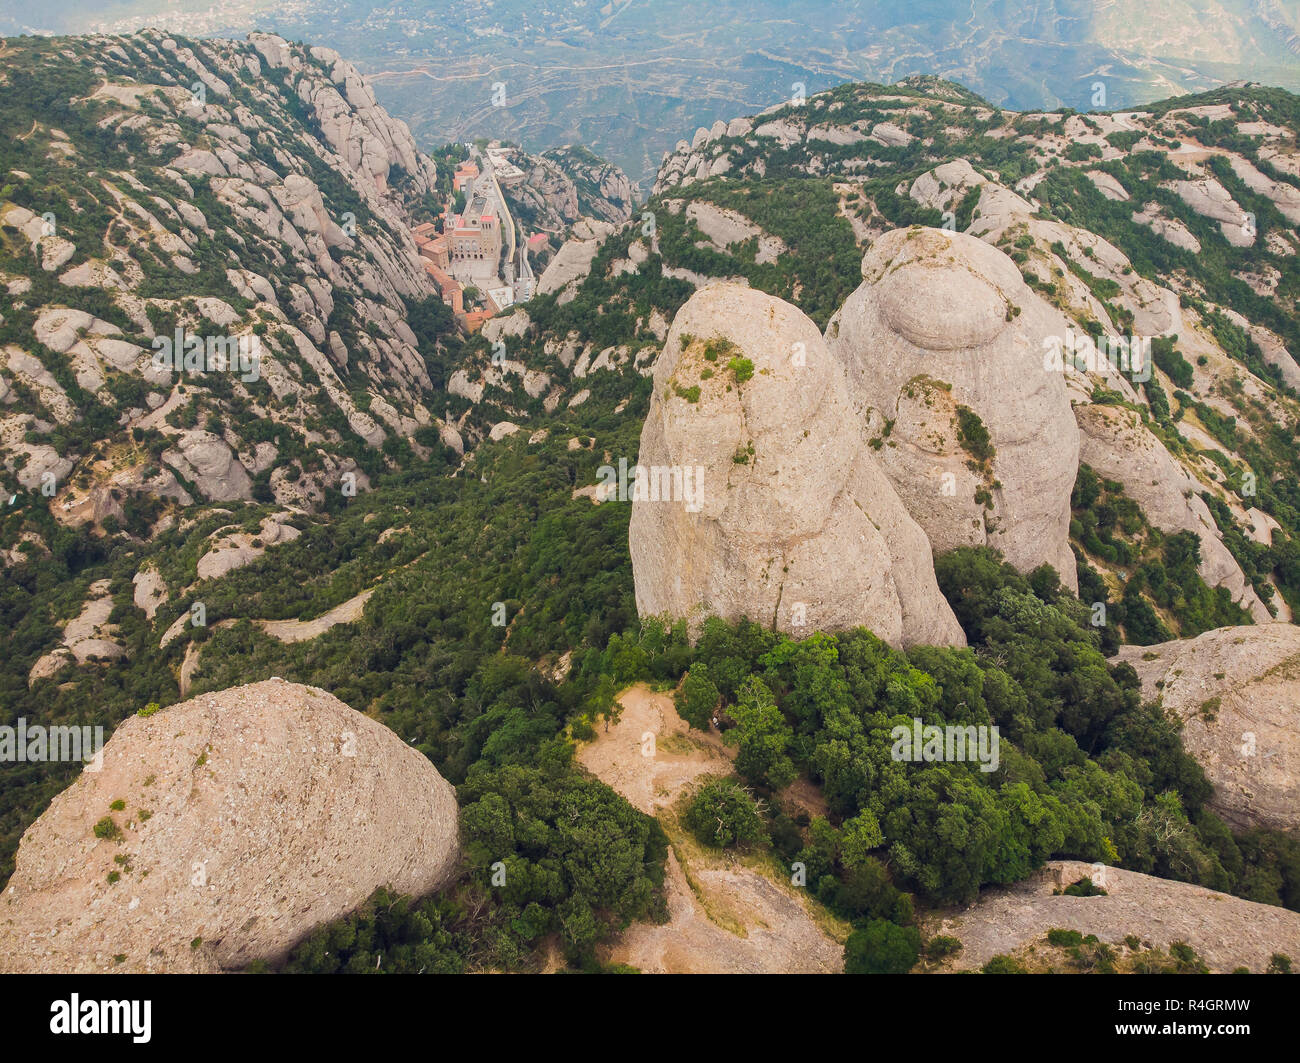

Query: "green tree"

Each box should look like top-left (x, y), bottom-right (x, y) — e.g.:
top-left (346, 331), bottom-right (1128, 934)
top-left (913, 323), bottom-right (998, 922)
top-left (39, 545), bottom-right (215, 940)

top-left (844, 919), bottom-right (921, 974)
top-left (726, 675), bottom-right (797, 789)
top-left (683, 779), bottom-right (765, 849)
top-left (839, 810), bottom-right (885, 869)
top-left (675, 662), bottom-right (719, 730)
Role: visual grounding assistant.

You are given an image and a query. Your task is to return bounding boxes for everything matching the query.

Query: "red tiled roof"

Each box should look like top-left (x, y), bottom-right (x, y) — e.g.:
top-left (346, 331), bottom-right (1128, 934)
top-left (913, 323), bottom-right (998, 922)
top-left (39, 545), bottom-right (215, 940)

top-left (421, 260), bottom-right (456, 291)
top-left (460, 310), bottom-right (489, 333)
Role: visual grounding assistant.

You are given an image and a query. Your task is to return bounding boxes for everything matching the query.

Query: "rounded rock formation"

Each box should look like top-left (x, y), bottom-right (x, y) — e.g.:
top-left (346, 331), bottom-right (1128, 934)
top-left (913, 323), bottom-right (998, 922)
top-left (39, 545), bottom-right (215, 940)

top-left (0, 679), bottom-right (459, 973)
top-left (1114, 626), bottom-right (1300, 832)
top-left (825, 227), bottom-right (1080, 591)
top-left (630, 282), bottom-right (965, 647)
top-left (930, 859), bottom-right (1300, 974)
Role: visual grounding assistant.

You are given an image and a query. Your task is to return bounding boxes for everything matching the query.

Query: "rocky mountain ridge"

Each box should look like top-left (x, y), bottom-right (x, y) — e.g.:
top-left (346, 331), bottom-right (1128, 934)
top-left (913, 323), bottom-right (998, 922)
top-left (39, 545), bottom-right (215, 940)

top-left (0, 30), bottom-right (635, 537)
top-left (505, 76), bottom-right (1300, 641)
top-left (1, 30), bottom-right (444, 524)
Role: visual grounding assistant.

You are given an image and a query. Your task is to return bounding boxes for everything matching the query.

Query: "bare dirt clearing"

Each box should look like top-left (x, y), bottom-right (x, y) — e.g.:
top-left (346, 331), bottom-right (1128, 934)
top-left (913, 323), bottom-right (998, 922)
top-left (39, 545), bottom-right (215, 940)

top-left (577, 682), bottom-right (731, 815)
top-left (577, 683), bottom-right (845, 973)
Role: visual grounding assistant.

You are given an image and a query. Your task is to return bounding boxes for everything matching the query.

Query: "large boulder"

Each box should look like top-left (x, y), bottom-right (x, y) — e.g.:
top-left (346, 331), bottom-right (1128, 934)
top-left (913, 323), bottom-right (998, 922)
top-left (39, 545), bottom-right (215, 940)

top-left (1114, 626), bottom-right (1300, 832)
top-left (825, 227), bottom-right (1080, 591)
top-left (536, 219), bottom-right (614, 302)
top-left (161, 430), bottom-right (253, 502)
top-left (630, 282), bottom-right (965, 648)
top-left (0, 679), bottom-right (459, 973)
top-left (28, 579), bottom-right (124, 685)
top-left (929, 860), bottom-right (1300, 973)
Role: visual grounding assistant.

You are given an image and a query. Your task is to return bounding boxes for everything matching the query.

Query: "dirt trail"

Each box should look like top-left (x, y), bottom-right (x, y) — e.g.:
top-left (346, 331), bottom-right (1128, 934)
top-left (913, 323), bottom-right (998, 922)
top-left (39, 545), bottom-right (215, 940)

top-left (578, 684), bottom-right (845, 973)
top-left (257, 589), bottom-right (375, 643)
top-left (175, 589), bottom-right (376, 695)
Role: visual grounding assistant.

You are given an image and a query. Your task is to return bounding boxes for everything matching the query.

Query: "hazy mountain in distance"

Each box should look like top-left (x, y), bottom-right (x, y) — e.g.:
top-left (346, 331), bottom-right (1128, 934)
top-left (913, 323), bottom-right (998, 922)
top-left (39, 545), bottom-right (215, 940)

top-left (13, 0), bottom-right (1300, 192)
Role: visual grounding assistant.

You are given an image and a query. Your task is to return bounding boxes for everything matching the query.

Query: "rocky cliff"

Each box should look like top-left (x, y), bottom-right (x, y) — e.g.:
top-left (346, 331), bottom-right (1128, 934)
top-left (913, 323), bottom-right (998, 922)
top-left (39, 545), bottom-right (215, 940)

top-left (630, 282), bottom-right (965, 647)
top-left (1116, 626), bottom-right (1300, 832)
top-left (0, 679), bottom-right (459, 973)
top-left (0, 31), bottom-right (446, 521)
top-left (827, 227), bottom-right (1080, 591)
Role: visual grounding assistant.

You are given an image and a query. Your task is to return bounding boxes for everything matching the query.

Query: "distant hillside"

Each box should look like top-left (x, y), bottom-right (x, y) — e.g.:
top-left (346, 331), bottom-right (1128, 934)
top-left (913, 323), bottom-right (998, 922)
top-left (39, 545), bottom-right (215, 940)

top-left (16, 0), bottom-right (1300, 190)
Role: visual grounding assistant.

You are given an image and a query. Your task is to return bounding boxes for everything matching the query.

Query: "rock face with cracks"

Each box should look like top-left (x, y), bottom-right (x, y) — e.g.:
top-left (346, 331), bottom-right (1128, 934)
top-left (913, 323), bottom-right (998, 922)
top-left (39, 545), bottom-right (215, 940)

top-left (630, 282), bottom-right (965, 647)
top-left (1114, 626), bottom-right (1300, 832)
top-left (1076, 403), bottom-right (1268, 620)
top-left (0, 679), bottom-right (459, 973)
top-left (825, 227), bottom-right (1080, 591)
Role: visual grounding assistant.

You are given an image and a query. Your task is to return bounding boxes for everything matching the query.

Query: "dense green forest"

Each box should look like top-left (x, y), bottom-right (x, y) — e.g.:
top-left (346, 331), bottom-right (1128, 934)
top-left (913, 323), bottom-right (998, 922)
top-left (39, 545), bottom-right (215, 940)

top-left (271, 538), bottom-right (1300, 972)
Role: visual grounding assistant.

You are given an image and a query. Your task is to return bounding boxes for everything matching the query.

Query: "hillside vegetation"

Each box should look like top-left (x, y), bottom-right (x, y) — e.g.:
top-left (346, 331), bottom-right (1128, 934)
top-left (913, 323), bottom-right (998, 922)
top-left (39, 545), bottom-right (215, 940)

top-left (3, 36), bottom-right (1300, 973)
